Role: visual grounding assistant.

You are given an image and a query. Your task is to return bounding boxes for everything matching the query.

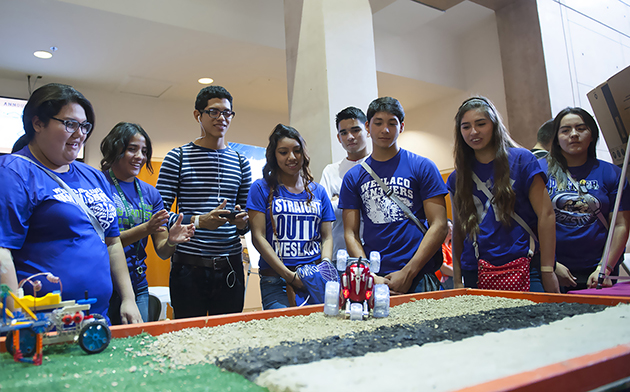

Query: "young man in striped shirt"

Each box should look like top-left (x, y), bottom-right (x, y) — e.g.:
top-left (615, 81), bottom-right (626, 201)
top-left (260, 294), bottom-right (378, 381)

top-left (156, 86), bottom-right (252, 318)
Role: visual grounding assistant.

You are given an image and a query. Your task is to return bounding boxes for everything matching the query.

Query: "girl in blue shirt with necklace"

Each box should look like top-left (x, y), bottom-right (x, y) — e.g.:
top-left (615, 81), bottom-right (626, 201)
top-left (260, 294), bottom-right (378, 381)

top-left (100, 122), bottom-right (194, 323)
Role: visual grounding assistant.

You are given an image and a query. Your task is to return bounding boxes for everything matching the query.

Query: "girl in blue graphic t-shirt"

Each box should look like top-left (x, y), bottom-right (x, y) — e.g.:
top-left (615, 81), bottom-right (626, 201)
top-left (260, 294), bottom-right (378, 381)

top-left (541, 107), bottom-right (630, 291)
top-left (447, 97), bottom-right (559, 293)
top-left (247, 124), bottom-right (335, 309)
top-left (100, 122), bottom-right (195, 323)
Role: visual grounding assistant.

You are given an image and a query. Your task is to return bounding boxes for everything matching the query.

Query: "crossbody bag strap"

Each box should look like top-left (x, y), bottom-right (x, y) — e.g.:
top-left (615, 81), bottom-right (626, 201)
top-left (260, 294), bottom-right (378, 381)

top-left (471, 172), bottom-right (535, 259)
top-left (567, 174), bottom-right (609, 230)
top-left (360, 161), bottom-right (427, 234)
top-left (15, 155), bottom-right (105, 243)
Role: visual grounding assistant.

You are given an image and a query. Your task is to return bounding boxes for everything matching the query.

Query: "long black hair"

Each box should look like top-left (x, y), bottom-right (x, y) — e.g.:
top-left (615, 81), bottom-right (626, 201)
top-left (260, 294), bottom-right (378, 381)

top-left (12, 83), bottom-right (95, 153)
top-left (100, 122), bottom-right (154, 174)
top-left (453, 96), bottom-right (516, 236)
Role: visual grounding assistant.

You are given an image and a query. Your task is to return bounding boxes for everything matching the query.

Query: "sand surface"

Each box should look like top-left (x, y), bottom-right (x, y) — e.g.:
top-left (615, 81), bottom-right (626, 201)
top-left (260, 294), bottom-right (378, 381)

top-left (255, 303), bottom-right (630, 392)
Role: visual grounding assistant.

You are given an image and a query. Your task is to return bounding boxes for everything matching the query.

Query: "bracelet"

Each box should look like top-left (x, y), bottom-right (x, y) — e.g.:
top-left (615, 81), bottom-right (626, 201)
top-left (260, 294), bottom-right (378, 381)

top-left (540, 266), bottom-right (554, 273)
top-left (598, 264), bottom-right (614, 274)
top-left (322, 257), bottom-right (331, 264)
top-left (289, 272), bottom-right (297, 284)
top-left (194, 215), bottom-right (200, 229)
top-left (166, 240), bottom-right (177, 247)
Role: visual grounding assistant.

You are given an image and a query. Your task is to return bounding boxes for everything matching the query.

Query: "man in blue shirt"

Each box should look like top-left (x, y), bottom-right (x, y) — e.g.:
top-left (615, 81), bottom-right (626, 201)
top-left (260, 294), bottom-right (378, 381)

top-left (339, 97), bottom-right (448, 294)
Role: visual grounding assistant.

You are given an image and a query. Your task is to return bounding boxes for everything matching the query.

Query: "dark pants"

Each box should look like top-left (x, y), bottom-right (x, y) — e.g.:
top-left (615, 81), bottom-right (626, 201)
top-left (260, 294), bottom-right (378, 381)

top-left (169, 253), bottom-right (244, 319)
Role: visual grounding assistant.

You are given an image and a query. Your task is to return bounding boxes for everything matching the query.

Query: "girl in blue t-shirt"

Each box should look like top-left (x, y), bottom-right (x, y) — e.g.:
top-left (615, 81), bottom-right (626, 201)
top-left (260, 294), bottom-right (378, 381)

top-left (541, 107), bottom-right (630, 291)
top-left (247, 124), bottom-right (335, 309)
top-left (100, 122), bottom-right (195, 323)
top-left (447, 97), bottom-right (559, 293)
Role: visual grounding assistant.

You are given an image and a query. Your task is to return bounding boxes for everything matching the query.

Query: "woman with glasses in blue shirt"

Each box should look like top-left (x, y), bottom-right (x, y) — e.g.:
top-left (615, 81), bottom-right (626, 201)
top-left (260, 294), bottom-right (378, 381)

top-left (0, 83), bottom-right (142, 324)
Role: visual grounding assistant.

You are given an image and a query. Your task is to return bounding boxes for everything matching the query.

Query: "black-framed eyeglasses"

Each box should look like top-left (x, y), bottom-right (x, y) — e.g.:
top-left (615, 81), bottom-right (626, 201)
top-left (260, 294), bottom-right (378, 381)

top-left (202, 108), bottom-right (235, 120)
top-left (50, 117), bottom-right (93, 135)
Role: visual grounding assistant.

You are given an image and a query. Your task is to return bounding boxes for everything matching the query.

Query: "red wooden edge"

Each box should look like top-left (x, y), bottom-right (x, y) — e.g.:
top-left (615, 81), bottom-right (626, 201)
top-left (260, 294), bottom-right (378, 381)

top-left (456, 344), bottom-right (630, 392)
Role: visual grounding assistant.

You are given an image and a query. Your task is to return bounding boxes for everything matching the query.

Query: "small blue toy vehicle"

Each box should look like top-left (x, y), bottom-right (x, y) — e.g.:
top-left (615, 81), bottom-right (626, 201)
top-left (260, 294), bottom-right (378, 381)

top-left (0, 273), bottom-right (111, 365)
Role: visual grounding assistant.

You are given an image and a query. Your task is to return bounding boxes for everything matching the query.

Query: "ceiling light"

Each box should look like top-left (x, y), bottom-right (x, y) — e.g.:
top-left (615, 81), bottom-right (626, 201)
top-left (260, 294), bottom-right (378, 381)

top-left (198, 78), bottom-right (214, 84)
top-left (34, 50), bottom-right (53, 59)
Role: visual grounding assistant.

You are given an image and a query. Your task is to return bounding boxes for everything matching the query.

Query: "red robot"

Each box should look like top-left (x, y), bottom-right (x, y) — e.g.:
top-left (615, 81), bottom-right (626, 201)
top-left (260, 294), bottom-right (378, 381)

top-left (324, 250), bottom-right (389, 320)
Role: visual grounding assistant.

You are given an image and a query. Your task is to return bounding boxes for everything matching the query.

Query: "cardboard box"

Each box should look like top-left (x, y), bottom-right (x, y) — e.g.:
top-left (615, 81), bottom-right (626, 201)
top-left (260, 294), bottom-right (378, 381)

top-left (587, 65), bottom-right (630, 168)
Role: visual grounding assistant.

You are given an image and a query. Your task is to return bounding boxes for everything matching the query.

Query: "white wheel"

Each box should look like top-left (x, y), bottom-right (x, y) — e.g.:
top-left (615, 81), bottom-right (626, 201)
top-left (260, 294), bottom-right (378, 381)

top-left (324, 281), bottom-right (340, 316)
top-left (372, 284), bottom-right (390, 318)
top-left (369, 251), bottom-right (381, 273)
top-left (349, 302), bottom-right (363, 321)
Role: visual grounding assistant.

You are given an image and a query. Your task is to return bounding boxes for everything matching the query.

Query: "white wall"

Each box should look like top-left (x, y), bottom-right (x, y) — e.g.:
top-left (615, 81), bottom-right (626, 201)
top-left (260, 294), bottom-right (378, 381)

top-left (538, 0), bottom-right (630, 162)
top-left (0, 76), bottom-right (287, 169)
top-left (399, 12), bottom-right (507, 173)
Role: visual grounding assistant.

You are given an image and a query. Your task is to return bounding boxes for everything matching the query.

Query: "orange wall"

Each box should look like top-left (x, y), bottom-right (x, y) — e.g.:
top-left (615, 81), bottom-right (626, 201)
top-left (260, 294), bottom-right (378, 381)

top-left (137, 161), bottom-right (172, 287)
top-left (442, 171), bottom-right (452, 221)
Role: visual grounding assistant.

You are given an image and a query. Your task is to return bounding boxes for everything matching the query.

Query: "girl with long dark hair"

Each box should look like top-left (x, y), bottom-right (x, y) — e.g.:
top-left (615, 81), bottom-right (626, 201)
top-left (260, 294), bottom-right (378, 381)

top-left (247, 124), bottom-right (335, 309)
top-left (447, 97), bottom-right (559, 293)
top-left (540, 107), bottom-right (630, 290)
top-left (100, 122), bottom-right (194, 323)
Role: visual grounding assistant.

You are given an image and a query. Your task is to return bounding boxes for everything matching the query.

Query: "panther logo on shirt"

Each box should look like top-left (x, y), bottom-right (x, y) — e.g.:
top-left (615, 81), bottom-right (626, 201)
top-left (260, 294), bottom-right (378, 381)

top-left (360, 176), bottom-right (414, 224)
top-left (552, 192), bottom-right (600, 227)
top-left (52, 187), bottom-right (117, 230)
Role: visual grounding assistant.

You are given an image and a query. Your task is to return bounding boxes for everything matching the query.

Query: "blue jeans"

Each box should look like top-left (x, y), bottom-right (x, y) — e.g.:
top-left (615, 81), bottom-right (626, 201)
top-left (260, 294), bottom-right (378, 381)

top-left (260, 275), bottom-right (290, 310)
top-left (461, 254), bottom-right (543, 292)
top-left (108, 284), bottom-right (149, 324)
top-left (406, 271), bottom-right (442, 293)
top-left (441, 277), bottom-right (454, 290)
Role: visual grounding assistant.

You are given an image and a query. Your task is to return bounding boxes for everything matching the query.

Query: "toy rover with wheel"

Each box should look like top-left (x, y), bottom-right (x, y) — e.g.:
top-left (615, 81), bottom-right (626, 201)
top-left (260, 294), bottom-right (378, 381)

top-left (0, 273), bottom-right (111, 365)
top-left (324, 249), bottom-right (390, 320)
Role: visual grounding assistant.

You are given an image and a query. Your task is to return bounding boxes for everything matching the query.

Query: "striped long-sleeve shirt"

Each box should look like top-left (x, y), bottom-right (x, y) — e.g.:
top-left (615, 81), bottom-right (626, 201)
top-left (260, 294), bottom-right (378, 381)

top-left (156, 142), bottom-right (252, 257)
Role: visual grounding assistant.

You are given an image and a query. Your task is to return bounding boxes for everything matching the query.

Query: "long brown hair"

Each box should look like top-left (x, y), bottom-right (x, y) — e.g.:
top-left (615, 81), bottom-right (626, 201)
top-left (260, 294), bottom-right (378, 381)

top-left (546, 107), bottom-right (599, 190)
top-left (262, 124), bottom-right (315, 210)
top-left (453, 97), bottom-right (516, 237)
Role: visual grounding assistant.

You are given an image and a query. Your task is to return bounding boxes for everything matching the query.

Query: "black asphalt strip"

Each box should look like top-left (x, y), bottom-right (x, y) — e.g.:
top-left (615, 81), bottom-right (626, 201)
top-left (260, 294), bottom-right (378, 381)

top-left (217, 302), bottom-right (608, 380)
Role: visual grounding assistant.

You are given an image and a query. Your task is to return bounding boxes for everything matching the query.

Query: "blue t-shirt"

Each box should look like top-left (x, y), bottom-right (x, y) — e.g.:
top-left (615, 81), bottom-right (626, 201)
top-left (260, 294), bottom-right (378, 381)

top-left (246, 179), bottom-right (335, 270)
top-left (105, 174), bottom-right (164, 290)
top-left (339, 149), bottom-right (447, 275)
top-left (0, 147), bottom-right (119, 319)
top-left (539, 157), bottom-right (630, 270)
top-left (447, 148), bottom-right (544, 270)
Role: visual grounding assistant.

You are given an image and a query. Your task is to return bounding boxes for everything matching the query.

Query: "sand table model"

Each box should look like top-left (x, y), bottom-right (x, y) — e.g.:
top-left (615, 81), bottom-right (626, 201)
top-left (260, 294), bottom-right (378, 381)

top-left (139, 296), bottom-right (535, 365)
top-left (137, 295), bottom-right (626, 391)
